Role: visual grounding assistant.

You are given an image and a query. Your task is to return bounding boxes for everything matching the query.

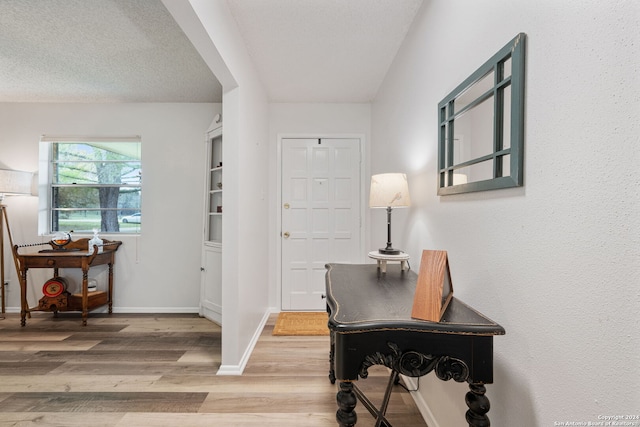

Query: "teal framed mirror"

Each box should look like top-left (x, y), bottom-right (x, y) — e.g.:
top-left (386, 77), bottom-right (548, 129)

top-left (438, 33), bottom-right (526, 195)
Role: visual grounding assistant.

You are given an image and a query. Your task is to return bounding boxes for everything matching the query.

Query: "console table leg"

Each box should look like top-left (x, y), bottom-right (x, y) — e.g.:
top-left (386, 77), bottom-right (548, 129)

top-left (465, 383), bottom-right (491, 427)
top-left (336, 381), bottom-right (358, 427)
top-left (329, 331), bottom-right (336, 384)
top-left (81, 270), bottom-right (88, 326)
top-left (108, 262), bottom-right (114, 314)
top-left (20, 269), bottom-right (27, 327)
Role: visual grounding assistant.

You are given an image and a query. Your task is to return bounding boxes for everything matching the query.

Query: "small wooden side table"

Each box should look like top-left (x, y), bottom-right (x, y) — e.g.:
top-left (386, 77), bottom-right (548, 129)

top-left (14, 238), bottom-right (121, 326)
top-left (367, 250), bottom-right (410, 273)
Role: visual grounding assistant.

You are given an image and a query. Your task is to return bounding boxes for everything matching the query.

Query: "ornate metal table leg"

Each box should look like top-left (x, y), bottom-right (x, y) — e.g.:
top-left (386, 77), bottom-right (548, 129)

top-left (374, 370), bottom-right (399, 427)
top-left (336, 381), bottom-right (357, 427)
top-left (465, 383), bottom-right (491, 427)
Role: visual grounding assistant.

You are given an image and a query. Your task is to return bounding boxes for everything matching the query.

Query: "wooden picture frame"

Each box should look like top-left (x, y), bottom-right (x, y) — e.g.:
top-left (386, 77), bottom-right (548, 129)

top-left (411, 250), bottom-right (454, 322)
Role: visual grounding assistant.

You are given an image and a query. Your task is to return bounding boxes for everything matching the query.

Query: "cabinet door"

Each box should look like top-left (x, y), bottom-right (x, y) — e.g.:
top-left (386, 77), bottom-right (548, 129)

top-left (200, 245), bottom-right (222, 324)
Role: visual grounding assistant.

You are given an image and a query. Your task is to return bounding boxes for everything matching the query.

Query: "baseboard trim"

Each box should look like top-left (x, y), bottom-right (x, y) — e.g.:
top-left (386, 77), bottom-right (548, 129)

top-left (216, 309), bottom-right (272, 376)
top-left (215, 364), bottom-right (243, 376)
top-left (112, 307), bottom-right (201, 313)
top-left (402, 376), bottom-right (440, 427)
top-left (2, 306), bottom-right (201, 314)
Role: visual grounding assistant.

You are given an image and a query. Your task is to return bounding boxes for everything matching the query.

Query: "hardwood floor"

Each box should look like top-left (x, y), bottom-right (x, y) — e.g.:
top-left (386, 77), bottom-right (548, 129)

top-left (0, 312), bottom-right (427, 426)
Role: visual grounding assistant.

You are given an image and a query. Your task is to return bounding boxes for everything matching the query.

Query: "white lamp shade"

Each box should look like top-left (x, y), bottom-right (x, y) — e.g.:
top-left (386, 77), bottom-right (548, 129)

top-left (0, 169), bottom-right (33, 196)
top-left (369, 173), bottom-right (411, 208)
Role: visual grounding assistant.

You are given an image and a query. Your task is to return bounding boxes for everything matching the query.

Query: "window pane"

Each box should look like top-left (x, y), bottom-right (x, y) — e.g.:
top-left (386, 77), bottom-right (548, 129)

top-left (119, 211), bottom-right (142, 234)
top-left (53, 161), bottom-right (141, 185)
top-left (53, 186), bottom-right (98, 208)
top-left (53, 209), bottom-right (141, 233)
top-left (53, 142), bottom-right (141, 185)
top-left (55, 142), bottom-right (140, 162)
top-left (53, 187), bottom-right (140, 209)
top-left (55, 210), bottom-right (105, 233)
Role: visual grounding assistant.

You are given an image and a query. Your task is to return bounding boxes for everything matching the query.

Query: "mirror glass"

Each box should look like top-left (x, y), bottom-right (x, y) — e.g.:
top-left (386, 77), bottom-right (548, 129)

top-left (453, 95), bottom-right (495, 163)
top-left (454, 71), bottom-right (494, 114)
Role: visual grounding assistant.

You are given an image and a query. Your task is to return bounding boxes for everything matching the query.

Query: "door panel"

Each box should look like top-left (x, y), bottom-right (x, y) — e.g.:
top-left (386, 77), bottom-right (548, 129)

top-left (281, 138), bottom-right (361, 310)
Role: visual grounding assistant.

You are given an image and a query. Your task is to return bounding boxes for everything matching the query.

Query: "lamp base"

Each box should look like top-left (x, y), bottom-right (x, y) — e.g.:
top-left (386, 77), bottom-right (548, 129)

top-left (378, 247), bottom-right (401, 255)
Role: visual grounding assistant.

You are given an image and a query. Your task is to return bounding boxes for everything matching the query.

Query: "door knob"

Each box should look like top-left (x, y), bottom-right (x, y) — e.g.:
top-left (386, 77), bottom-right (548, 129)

top-left (283, 231), bottom-right (290, 239)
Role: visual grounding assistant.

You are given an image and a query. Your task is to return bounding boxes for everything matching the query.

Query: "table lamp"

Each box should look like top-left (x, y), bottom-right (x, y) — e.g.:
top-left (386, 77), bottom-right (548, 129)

top-left (1, 169), bottom-right (33, 318)
top-left (369, 173), bottom-right (411, 255)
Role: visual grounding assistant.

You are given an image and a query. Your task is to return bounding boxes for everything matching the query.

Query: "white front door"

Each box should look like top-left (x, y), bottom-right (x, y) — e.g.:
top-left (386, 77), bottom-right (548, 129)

top-left (281, 138), bottom-right (362, 310)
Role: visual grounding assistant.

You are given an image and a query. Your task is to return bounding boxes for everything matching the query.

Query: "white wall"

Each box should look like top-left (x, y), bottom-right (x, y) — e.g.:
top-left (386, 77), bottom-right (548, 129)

top-left (372, 0), bottom-right (640, 425)
top-left (268, 103), bottom-right (371, 308)
top-left (0, 102), bottom-right (217, 312)
top-left (165, 0), bottom-right (271, 373)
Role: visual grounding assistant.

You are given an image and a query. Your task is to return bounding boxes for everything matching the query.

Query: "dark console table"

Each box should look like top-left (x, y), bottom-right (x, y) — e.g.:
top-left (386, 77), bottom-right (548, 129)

top-left (325, 263), bottom-right (505, 427)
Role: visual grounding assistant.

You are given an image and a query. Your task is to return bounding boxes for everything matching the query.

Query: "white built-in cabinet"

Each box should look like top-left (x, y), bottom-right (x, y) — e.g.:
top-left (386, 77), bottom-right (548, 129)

top-left (200, 115), bottom-right (223, 324)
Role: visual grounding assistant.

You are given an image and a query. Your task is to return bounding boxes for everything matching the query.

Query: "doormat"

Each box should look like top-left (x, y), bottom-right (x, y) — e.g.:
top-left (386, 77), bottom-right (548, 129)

top-left (272, 312), bottom-right (330, 336)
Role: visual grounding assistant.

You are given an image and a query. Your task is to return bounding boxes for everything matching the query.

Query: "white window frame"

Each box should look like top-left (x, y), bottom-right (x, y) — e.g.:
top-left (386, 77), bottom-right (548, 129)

top-left (38, 135), bottom-right (142, 236)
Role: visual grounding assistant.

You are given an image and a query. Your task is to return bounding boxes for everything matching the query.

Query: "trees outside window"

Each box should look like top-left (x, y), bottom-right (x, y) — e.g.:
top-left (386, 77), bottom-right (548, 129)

top-left (45, 139), bottom-right (142, 234)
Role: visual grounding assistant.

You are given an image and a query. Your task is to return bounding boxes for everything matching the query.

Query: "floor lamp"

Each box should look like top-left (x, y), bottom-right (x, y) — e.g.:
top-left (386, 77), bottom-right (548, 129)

top-left (0, 169), bottom-right (33, 319)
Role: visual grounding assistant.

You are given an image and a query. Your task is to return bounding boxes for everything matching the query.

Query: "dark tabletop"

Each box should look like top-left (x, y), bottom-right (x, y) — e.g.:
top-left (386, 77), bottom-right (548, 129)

top-left (325, 263), bottom-right (505, 336)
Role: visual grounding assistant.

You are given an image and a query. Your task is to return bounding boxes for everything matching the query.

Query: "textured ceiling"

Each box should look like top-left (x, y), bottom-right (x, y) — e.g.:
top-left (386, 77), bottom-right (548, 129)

top-left (0, 0), bottom-right (221, 103)
top-left (0, 0), bottom-right (423, 104)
